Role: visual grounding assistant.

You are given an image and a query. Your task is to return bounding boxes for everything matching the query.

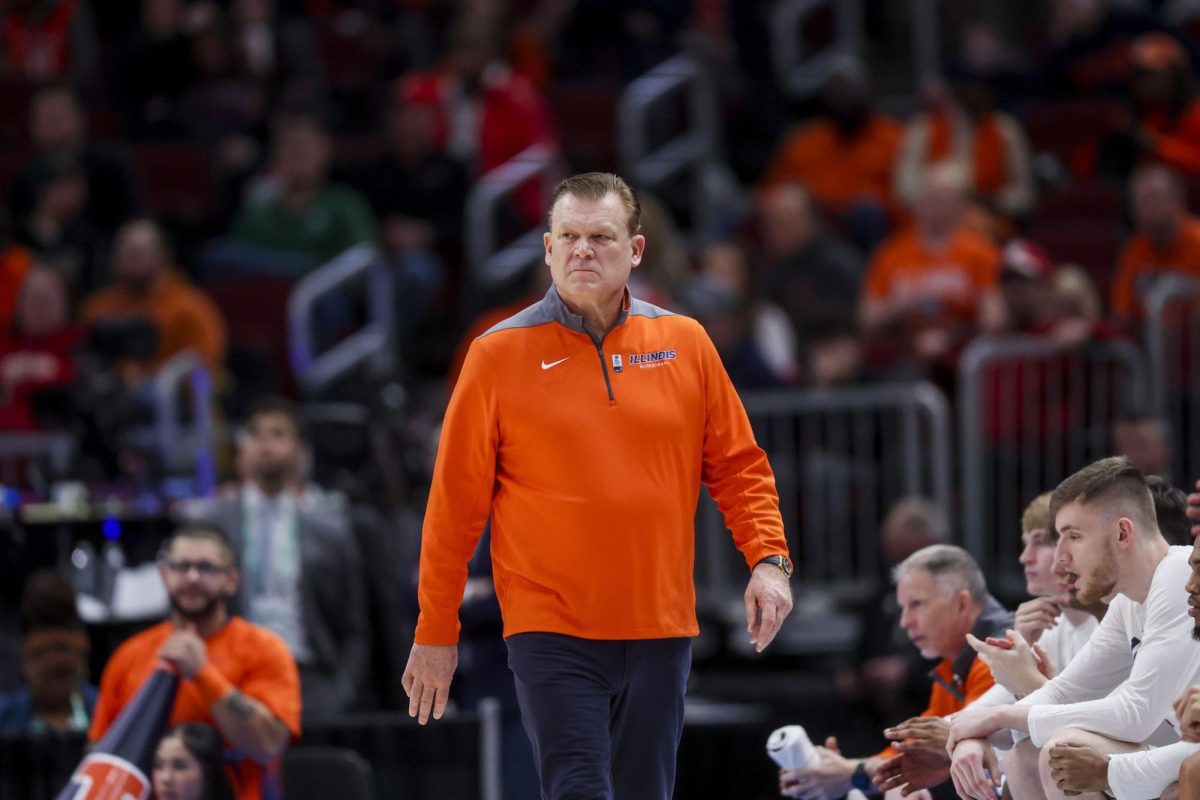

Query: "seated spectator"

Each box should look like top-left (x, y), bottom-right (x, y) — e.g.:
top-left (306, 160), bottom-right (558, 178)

top-left (780, 545), bottom-right (1011, 799)
top-left (1038, 0), bottom-right (1168, 96)
top-left (0, 570), bottom-right (96, 735)
top-left (1118, 33), bottom-right (1200, 178)
top-left (1113, 414), bottom-right (1174, 483)
top-left (1149, 475), bottom-right (1191, 546)
top-left (81, 217), bottom-right (226, 380)
top-left (0, 0), bottom-right (98, 88)
top-left (10, 162), bottom-right (105, 297)
top-left (226, 0), bottom-right (324, 102)
top-left (0, 264), bottom-right (79, 430)
top-left (8, 82), bottom-right (141, 244)
top-left (400, 15), bottom-right (556, 224)
top-left (221, 110), bottom-right (377, 277)
top-left (1110, 163), bottom-right (1200, 320)
top-left (152, 722), bottom-right (238, 800)
top-left (894, 65), bottom-right (1035, 227)
top-left (758, 57), bottom-right (901, 248)
top-left (184, 397), bottom-right (368, 719)
top-left (90, 523), bottom-right (300, 800)
top-left (342, 84), bottom-right (467, 343)
top-left (997, 240), bottom-right (1058, 334)
top-left (0, 242), bottom-right (34, 333)
top-left (758, 182), bottom-right (863, 345)
top-left (946, 457), bottom-right (1199, 800)
top-left (860, 163), bottom-right (1005, 370)
top-left (836, 498), bottom-right (953, 727)
top-left (109, 0), bottom-right (197, 137)
top-left (694, 240), bottom-right (798, 385)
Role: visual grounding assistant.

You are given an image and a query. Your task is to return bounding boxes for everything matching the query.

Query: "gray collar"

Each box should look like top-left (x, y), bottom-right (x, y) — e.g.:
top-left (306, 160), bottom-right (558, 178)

top-left (538, 284), bottom-right (631, 340)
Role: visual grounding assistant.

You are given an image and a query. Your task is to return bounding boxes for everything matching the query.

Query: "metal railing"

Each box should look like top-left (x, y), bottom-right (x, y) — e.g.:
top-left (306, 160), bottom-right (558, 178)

top-left (465, 143), bottom-right (557, 290)
top-left (289, 244), bottom-right (392, 395)
top-left (1144, 275), bottom-right (1200, 485)
top-left (0, 432), bottom-right (74, 490)
top-left (771, 0), bottom-right (863, 97)
top-left (618, 54), bottom-right (739, 239)
top-left (695, 382), bottom-right (952, 616)
top-left (150, 350), bottom-right (216, 496)
top-left (958, 336), bottom-right (1149, 595)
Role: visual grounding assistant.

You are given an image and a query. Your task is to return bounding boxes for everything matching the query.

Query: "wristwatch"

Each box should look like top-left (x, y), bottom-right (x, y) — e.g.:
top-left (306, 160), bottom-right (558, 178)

top-left (851, 761), bottom-right (872, 792)
top-left (755, 554), bottom-right (793, 578)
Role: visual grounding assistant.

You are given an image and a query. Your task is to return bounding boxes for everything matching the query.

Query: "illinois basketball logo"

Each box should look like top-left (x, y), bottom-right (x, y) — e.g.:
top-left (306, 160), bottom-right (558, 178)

top-left (60, 753), bottom-right (150, 800)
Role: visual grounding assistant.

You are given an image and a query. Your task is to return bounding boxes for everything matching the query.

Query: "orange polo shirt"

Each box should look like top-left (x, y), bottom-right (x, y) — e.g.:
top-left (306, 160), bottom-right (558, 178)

top-left (1111, 215), bottom-right (1200, 318)
top-left (415, 287), bottom-right (789, 644)
top-left (90, 618), bottom-right (301, 800)
top-left (864, 225), bottom-right (1001, 324)
top-left (876, 654), bottom-right (996, 760)
top-left (760, 115), bottom-right (902, 215)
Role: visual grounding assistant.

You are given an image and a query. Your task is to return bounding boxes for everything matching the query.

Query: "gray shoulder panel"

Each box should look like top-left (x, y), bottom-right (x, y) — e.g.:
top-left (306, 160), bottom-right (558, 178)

top-left (628, 297), bottom-right (675, 319)
top-left (478, 301), bottom-right (556, 339)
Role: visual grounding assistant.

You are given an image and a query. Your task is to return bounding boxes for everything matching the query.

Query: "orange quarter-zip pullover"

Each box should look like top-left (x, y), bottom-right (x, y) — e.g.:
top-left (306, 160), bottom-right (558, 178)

top-left (415, 286), bottom-right (789, 644)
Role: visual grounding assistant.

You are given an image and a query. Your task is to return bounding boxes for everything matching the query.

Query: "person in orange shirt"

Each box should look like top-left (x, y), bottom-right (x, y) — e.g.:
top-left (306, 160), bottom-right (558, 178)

top-left (1127, 33), bottom-right (1200, 177)
top-left (1111, 163), bottom-right (1200, 319)
top-left (895, 67), bottom-right (1035, 226)
top-left (779, 545), bottom-right (1010, 799)
top-left (81, 218), bottom-right (226, 380)
top-left (403, 173), bottom-right (793, 800)
top-left (90, 524), bottom-right (301, 800)
top-left (759, 58), bottom-right (902, 238)
top-left (861, 163), bottom-right (1006, 368)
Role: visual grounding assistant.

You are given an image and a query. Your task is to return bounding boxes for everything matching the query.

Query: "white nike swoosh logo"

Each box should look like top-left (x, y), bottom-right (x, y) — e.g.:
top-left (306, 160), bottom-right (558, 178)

top-left (541, 357), bottom-right (570, 370)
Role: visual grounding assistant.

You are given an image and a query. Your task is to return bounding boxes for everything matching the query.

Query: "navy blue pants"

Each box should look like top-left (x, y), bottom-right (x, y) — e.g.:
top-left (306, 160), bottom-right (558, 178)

top-left (506, 633), bottom-right (692, 800)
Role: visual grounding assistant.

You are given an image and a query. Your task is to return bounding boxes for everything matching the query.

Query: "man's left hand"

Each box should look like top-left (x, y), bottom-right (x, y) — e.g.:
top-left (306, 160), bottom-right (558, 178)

top-left (1047, 742), bottom-right (1109, 795)
top-left (779, 737), bottom-right (855, 799)
top-left (1174, 684), bottom-right (1200, 742)
top-left (745, 561), bottom-right (793, 653)
top-left (885, 716), bottom-right (950, 752)
top-left (874, 747), bottom-right (950, 795)
top-left (946, 707), bottom-right (1005, 753)
top-left (157, 623), bottom-right (208, 679)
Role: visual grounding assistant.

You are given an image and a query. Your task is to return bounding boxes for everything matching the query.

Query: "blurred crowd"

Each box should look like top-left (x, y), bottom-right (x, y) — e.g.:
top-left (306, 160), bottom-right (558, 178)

top-left (6, 0), bottom-right (1200, 796)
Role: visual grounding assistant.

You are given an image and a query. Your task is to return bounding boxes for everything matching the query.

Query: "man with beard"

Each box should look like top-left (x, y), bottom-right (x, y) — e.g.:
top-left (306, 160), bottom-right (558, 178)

top-left (81, 217), bottom-right (226, 380)
top-left (1039, 535), bottom-right (1200, 800)
top-left (946, 457), bottom-right (1199, 800)
top-left (186, 396), bottom-right (369, 719)
top-left (90, 524), bottom-right (300, 800)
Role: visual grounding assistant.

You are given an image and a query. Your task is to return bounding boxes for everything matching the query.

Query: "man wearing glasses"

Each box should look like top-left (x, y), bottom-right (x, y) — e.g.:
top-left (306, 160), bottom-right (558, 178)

top-left (89, 524), bottom-right (301, 800)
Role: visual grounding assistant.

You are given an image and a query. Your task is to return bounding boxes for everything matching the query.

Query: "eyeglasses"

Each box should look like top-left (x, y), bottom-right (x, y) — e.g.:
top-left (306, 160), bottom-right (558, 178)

top-left (160, 559), bottom-right (229, 577)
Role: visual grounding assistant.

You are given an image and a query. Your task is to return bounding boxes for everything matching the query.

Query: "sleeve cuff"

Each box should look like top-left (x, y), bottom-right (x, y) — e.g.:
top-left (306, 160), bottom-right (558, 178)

top-left (193, 662), bottom-right (234, 707)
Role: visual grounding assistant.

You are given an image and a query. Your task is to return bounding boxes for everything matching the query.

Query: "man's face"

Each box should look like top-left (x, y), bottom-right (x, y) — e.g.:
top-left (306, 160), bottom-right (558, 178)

top-left (758, 185), bottom-right (817, 262)
top-left (543, 192), bottom-right (644, 316)
top-left (1019, 527), bottom-right (1060, 597)
top-left (1186, 540), bottom-right (1200, 641)
top-left (897, 569), bottom-right (971, 660)
top-left (30, 91), bottom-right (83, 154)
top-left (238, 412), bottom-right (303, 490)
top-left (1054, 500), bottom-right (1121, 605)
top-left (114, 222), bottom-right (167, 287)
top-left (275, 125), bottom-right (330, 188)
top-left (22, 631), bottom-right (87, 707)
top-left (1131, 170), bottom-right (1183, 238)
top-left (159, 537), bottom-right (237, 622)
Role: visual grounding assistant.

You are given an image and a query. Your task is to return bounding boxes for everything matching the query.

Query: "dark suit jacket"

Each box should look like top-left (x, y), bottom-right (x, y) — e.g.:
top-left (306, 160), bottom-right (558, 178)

top-left (188, 492), bottom-right (369, 718)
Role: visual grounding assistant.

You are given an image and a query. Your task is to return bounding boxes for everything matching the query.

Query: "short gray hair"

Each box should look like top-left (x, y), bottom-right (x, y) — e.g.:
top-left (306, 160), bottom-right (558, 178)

top-left (892, 544), bottom-right (987, 606)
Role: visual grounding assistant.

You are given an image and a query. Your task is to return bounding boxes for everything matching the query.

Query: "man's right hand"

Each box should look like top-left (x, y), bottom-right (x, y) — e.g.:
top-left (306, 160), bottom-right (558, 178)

top-left (401, 643), bottom-right (458, 725)
top-left (1013, 597), bottom-right (1061, 644)
top-left (948, 738), bottom-right (1001, 800)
